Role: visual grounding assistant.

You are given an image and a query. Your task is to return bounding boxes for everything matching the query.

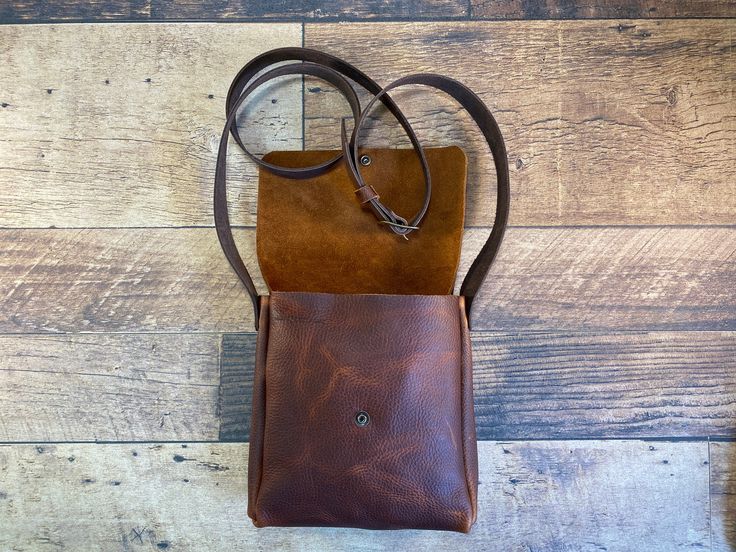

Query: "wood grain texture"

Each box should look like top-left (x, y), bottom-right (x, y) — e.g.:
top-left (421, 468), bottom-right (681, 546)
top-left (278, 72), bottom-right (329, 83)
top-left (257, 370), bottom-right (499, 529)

top-left (0, 16), bottom-right (725, 552)
top-left (0, 329), bottom-right (732, 443)
top-left (0, 228), bottom-right (254, 333)
top-left (0, 1), bottom-right (151, 22)
top-left (0, 330), bottom-right (732, 442)
top-left (2, 0), bottom-right (731, 22)
top-left (711, 441), bottom-right (736, 552)
top-left (0, 1), bottom-right (468, 23)
top-left (1, 227), bottom-right (733, 333)
top-left (472, 0), bottom-right (736, 19)
top-left (220, 331), bottom-right (736, 441)
top-left (304, 20), bottom-right (736, 226)
top-left (0, 441), bottom-right (709, 551)
top-left (0, 334), bottom-right (222, 442)
top-left (153, 0), bottom-right (469, 20)
top-left (463, 226), bottom-right (736, 331)
top-left (0, 23), bottom-right (301, 228)
top-left (3, 22), bottom-right (734, 228)
top-left (475, 331), bottom-right (736, 439)
top-left (219, 331), bottom-right (256, 441)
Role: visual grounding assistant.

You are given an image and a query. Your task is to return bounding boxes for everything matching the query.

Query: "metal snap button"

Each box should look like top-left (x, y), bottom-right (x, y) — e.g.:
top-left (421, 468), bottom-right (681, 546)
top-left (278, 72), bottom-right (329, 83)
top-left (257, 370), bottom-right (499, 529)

top-left (355, 411), bottom-right (370, 427)
top-left (359, 154), bottom-right (371, 166)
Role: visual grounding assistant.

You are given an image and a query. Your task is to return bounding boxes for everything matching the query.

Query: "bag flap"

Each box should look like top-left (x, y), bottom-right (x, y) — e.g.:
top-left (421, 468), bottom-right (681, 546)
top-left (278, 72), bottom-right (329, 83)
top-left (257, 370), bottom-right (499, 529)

top-left (256, 146), bottom-right (467, 296)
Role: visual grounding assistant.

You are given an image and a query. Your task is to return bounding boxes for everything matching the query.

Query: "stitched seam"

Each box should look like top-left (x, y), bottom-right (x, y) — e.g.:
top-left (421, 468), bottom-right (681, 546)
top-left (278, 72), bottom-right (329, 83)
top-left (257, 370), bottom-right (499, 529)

top-left (253, 299), bottom-right (271, 524)
top-left (458, 298), bottom-right (473, 523)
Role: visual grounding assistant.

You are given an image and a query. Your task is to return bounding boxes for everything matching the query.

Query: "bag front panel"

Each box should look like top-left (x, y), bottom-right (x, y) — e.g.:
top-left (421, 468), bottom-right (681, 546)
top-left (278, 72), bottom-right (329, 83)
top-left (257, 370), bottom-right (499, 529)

top-left (248, 291), bottom-right (477, 532)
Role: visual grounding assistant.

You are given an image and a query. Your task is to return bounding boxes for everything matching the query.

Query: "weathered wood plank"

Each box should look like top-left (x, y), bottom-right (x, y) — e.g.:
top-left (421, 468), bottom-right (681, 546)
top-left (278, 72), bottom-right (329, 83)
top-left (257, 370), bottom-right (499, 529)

top-left (2, 330), bottom-right (733, 442)
top-left (3, 22), bottom-right (735, 228)
top-left (0, 228), bottom-right (253, 333)
top-left (219, 330), bottom-right (256, 441)
top-left (0, 1), bottom-right (468, 23)
top-left (473, 331), bottom-right (736, 439)
top-left (0, 334), bottom-right (222, 442)
top-left (2, 1), bottom-right (731, 23)
top-left (0, 23), bottom-right (301, 228)
top-left (153, 0), bottom-right (469, 20)
top-left (220, 331), bottom-right (736, 441)
top-left (472, 0), bottom-right (736, 19)
top-left (0, 441), bottom-right (710, 550)
top-left (711, 441), bottom-right (736, 552)
top-left (304, 20), bottom-right (736, 226)
top-left (0, 1), bottom-right (151, 23)
top-left (1, 227), bottom-right (733, 333)
top-left (464, 226), bottom-right (736, 331)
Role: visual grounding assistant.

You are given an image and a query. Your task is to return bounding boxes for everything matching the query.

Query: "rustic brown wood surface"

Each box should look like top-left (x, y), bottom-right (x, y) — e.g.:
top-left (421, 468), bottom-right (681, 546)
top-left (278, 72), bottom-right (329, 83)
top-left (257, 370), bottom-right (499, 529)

top-left (0, 23), bottom-right (301, 228)
top-left (220, 331), bottom-right (736, 441)
top-left (0, 441), bottom-right (711, 551)
top-left (472, 0), bottom-right (736, 19)
top-left (0, 15), bottom-right (733, 552)
top-left (2, 0), bottom-right (733, 22)
top-left (0, 1), bottom-right (470, 22)
top-left (155, 0), bottom-right (470, 20)
top-left (0, 334), bottom-right (222, 442)
top-left (0, 1), bottom-right (152, 22)
top-left (304, 21), bottom-right (736, 226)
top-left (1, 227), bottom-right (733, 332)
top-left (2, 22), bottom-right (735, 227)
top-left (711, 442), bottom-right (736, 551)
top-left (1, 330), bottom-right (732, 442)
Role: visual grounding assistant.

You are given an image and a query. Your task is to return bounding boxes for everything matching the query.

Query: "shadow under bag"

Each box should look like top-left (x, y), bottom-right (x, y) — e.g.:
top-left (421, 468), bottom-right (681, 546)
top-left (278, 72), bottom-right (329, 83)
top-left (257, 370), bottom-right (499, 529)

top-left (214, 47), bottom-right (510, 533)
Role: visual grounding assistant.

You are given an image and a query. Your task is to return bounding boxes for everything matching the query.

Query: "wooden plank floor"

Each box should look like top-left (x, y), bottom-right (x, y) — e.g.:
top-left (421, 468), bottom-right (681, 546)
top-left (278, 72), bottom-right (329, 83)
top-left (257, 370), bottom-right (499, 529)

top-left (0, 4), bottom-right (734, 551)
top-left (2, 0), bottom-right (734, 22)
top-left (0, 442), bottom-right (711, 551)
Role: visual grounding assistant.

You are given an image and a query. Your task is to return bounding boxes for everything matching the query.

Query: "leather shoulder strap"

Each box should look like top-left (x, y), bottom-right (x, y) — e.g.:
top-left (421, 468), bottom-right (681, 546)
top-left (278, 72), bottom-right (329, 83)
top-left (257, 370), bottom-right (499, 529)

top-left (214, 48), bottom-right (510, 330)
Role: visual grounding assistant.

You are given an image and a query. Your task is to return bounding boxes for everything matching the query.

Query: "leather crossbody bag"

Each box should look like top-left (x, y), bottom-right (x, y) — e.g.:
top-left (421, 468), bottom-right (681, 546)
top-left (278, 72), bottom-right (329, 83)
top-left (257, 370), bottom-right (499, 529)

top-left (214, 48), bottom-right (510, 533)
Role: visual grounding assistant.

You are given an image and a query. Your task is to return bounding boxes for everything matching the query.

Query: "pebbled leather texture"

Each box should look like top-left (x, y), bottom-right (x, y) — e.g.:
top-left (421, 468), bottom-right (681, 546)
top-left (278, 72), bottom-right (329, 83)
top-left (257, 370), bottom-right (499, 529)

top-left (248, 291), bottom-right (478, 532)
top-left (256, 146), bottom-right (467, 296)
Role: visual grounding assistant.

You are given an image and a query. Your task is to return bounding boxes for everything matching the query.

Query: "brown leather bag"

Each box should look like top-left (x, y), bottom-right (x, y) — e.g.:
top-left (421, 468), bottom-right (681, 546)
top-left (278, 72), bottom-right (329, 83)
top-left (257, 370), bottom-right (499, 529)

top-left (214, 48), bottom-right (510, 533)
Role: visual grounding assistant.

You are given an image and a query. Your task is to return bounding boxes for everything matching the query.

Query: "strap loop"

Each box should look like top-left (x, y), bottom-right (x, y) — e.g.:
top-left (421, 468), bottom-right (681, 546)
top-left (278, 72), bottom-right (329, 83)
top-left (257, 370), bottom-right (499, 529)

top-left (214, 48), bottom-right (510, 330)
top-left (350, 73), bottom-right (511, 318)
top-left (225, 62), bottom-right (362, 179)
top-left (339, 116), bottom-right (430, 236)
top-left (355, 185), bottom-right (379, 204)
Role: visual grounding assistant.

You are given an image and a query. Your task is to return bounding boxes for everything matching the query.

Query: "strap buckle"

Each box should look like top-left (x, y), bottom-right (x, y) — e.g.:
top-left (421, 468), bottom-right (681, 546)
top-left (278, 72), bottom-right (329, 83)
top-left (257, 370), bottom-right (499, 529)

top-left (378, 218), bottom-right (419, 241)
